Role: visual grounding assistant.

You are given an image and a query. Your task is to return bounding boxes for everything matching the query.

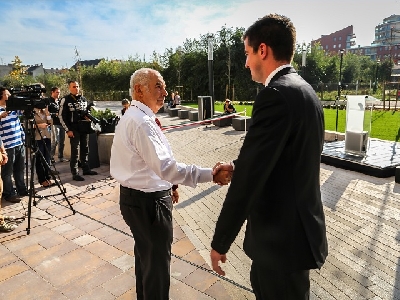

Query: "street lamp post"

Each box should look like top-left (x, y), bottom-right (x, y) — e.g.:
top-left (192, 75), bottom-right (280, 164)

top-left (335, 49), bottom-right (344, 141)
top-left (207, 35), bottom-right (214, 101)
top-left (373, 58), bottom-right (380, 93)
top-left (301, 44), bottom-right (307, 78)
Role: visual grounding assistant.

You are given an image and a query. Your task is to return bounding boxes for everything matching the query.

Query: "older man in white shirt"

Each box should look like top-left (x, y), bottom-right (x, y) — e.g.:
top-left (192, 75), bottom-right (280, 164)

top-left (110, 68), bottom-right (230, 300)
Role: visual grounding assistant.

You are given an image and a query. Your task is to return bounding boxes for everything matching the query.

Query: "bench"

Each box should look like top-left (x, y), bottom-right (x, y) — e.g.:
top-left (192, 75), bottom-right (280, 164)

top-left (188, 111), bottom-right (198, 121)
top-left (168, 108), bottom-right (180, 117)
top-left (178, 110), bottom-right (189, 119)
top-left (232, 117), bottom-right (252, 131)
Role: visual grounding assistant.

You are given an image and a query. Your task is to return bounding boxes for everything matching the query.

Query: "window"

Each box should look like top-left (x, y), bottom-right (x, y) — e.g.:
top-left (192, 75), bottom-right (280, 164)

top-left (333, 45), bottom-right (336, 49)
top-left (334, 37), bottom-right (337, 42)
top-left (339, 37), bottom-right (342, 41)
top-left (338, 44), bottom-right (341, 48)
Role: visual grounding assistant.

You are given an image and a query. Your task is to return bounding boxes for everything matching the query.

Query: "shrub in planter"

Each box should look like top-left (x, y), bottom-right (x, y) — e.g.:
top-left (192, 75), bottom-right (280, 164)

top-left (90, 108), bottom-right (120, 133)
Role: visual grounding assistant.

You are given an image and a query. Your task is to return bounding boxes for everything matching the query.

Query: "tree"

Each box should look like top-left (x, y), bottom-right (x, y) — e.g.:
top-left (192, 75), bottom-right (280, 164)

top-left (2, 56), bottom-right (29, 87)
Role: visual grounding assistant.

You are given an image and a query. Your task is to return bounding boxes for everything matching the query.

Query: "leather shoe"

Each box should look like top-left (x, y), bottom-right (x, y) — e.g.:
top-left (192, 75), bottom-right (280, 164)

top-left (83, 170), bottom-right (98, 175)
top-left (41, 181), bottom-right (51, 188)
top-left (5, 195), bottom-right (21, 203)
top-left (18, 190), bottom-right (28, 197)
top-left (72, 174), bottom-right (85, 181)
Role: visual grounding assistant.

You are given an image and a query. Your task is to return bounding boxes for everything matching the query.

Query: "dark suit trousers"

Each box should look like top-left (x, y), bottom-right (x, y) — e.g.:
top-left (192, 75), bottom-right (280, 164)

top-left (119, 186), bottom-right (173, 300)
top-left (69, 130), bottom-right (89, 175)
top-left (250, 262), bottom-right (310, 300)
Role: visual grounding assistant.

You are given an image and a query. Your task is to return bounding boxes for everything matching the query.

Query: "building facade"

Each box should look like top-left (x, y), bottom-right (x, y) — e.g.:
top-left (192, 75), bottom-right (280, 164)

top-left (310, 14), bottom-right (400, 64)
top-left (311, 25), bottom-right (356, 54)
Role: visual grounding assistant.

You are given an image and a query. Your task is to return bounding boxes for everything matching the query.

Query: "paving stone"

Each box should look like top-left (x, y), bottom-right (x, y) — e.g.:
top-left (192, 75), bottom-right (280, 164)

top-left (60, 263), bottom-right (123, 299)
top-left (169, 277), bottom-right (214, 300)
top-left (101, 272), bottom-right (135, 297)
top-left (34, 248), bottom-right (106, 287)
top-left (84, 240), bottom-right (125, 262)
top-left (111, 253), bottom-right (134, 271)
top-left (0, 270), bottom-right (68, 300)
top-left (73, 234), bottom-right (98, 246)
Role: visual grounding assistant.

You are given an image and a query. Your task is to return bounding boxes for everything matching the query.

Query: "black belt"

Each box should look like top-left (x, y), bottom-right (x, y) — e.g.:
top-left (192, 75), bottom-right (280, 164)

top-left (120, 185), bottom-right (171, 198)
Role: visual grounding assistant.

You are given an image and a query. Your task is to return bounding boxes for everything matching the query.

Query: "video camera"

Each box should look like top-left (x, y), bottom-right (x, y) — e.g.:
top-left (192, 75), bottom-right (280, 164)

top-left (7, 83), bottom-right (47, 112)
top-left (77, 101), bottom-right (100, 124)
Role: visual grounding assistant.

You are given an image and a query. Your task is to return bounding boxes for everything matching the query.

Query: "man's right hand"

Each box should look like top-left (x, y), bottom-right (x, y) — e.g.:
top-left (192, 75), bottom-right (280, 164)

top-left (212, 162), bottom-right (233, 185)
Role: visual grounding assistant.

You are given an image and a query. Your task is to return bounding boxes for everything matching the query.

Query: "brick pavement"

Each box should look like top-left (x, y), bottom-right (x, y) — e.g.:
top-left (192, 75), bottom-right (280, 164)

top-left (1, 107), bottom-right (400, 299)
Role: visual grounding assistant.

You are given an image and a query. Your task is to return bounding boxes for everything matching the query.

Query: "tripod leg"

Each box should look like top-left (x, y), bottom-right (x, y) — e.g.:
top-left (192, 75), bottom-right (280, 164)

top-left (38, 142), bottom-right (75, 214)
top-left (26, 152), bottom-right (37, 235)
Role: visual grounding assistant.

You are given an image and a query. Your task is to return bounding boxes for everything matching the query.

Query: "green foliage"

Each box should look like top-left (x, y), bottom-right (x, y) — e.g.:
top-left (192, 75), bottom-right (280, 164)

top-left (90, 108), bottom-right (117, 120)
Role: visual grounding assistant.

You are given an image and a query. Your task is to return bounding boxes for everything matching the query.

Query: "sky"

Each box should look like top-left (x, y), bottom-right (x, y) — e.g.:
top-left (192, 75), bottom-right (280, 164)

top-left (0, 0), bottom-right (398, 69)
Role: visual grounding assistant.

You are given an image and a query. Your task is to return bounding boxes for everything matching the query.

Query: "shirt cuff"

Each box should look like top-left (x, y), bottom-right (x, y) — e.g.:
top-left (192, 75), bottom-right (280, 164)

top-left (199, 168), bottom-right (213, 183)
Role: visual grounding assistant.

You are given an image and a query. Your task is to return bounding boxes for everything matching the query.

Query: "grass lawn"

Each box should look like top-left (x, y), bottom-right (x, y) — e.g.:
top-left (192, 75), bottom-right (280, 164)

top-left (184, 103), bottom-right (254, 117)
top-left (182, 103), bottom-right (400, 142)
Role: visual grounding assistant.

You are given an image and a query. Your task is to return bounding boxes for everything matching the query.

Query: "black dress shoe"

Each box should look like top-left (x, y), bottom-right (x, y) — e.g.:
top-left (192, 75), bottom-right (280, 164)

top-left (18, 190), bottom-right (28, 197)
top-left (83, 170), bottom-right (98, 175)
top-left (5, 195), bottom-right (21, 203)
top-left (72, 174), bottom-right (85, 181)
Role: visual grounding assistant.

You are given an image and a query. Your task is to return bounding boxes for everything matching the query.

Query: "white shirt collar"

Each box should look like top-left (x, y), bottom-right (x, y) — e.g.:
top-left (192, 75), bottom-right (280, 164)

top-left (264, 64), bottom-right (292, 87)
top-left (130, 100), bottom-right (155, 118)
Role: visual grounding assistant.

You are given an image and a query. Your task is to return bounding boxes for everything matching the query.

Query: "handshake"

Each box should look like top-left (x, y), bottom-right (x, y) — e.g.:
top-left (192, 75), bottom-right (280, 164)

top-left (212, 162), bottom-right (234, 186)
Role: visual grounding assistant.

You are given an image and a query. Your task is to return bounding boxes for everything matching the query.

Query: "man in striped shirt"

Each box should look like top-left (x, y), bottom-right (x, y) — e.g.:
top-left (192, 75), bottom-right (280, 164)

top-left (0, 87), bottom-right (27, 203)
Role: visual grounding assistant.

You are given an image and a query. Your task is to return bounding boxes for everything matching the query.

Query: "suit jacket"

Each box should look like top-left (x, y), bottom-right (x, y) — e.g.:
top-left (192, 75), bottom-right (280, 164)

top-left (211, 67), bottom-right (328, 271)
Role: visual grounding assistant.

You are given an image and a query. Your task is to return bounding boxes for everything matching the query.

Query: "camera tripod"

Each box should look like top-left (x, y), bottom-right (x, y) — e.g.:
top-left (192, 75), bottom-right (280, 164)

top-left (23, 113), bottom-right (75, 235)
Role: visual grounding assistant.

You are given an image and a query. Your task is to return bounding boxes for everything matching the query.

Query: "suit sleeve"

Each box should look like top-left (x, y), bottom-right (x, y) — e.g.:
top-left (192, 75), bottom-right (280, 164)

top-left (211, 87), bottom-right (292, 254)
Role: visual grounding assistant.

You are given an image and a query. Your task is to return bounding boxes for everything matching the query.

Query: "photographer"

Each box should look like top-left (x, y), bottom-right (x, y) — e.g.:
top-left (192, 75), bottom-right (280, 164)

top-left (223, 99), bottom-right (236, 114)
top-left (33, 104), bottom-right (53, 187)
top-left (47, 87), bottom-right (68, 163)
top-left (0, 87), bottom-right (28, 202)
top-left (59, 81), bottom-right (97, 181)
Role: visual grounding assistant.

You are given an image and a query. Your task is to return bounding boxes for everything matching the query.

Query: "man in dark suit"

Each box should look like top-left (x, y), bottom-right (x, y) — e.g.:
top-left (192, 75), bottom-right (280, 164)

top-left (210, 14), bottom-right (328, 299)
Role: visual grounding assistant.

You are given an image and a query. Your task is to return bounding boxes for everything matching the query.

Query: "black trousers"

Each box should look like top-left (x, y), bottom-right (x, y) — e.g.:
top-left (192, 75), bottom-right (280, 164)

top-left (69, 130), bottom-right (90, 175)
top-left (35, 138), bottom-right (51, 183)
top-left (119, 186), bottom-right (173, 300)
top-left (250, 262), bottom-right (310, 300)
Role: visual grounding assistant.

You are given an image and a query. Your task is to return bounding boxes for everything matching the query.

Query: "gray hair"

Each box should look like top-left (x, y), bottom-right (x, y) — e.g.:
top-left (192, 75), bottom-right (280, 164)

top-left (130, 68), bottom-right (160, 97)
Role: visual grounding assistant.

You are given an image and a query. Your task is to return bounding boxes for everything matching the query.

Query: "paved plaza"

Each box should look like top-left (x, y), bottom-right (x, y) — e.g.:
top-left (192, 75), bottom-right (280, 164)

top-left (1, 105), bottom-right (400, 299)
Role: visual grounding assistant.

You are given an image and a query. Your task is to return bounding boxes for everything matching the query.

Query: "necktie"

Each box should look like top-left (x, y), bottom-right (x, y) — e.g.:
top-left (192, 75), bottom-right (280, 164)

top-left (155, 117), bottom-right (162, 130)
top-left (155, 117), bottom-right (178, 191)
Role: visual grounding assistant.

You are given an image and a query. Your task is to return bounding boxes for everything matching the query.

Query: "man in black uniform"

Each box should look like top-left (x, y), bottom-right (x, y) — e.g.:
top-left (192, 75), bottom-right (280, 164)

top-left (59, 81), bottom-right (97, 181)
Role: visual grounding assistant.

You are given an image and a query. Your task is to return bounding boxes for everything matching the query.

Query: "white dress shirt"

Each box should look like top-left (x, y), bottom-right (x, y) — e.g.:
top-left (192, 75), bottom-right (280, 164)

top-left (110, 100), bottom-right (213, 192)
top-left (264, 64), bottom-right (292, 87)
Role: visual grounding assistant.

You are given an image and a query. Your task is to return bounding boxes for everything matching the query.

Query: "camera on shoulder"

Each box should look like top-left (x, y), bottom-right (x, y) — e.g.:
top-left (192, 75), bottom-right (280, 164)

top-left (7, 83), bottom-right (47, 112)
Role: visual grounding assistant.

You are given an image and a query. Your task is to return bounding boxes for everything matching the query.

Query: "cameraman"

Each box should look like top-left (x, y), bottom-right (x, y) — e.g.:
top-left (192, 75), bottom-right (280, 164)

top-left (47, 87), bottom-right (68, 163)
top-left (59, 81), bottom-right (97, 181)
